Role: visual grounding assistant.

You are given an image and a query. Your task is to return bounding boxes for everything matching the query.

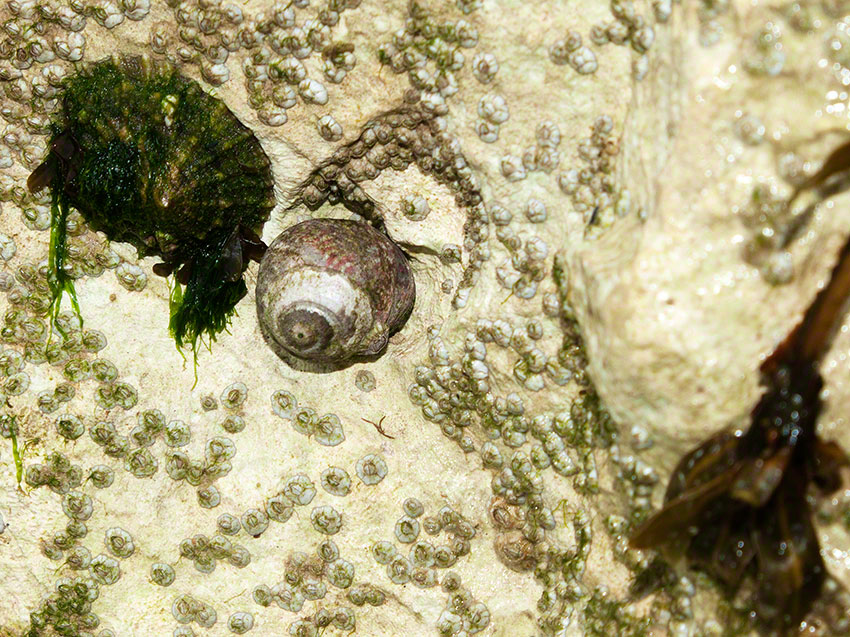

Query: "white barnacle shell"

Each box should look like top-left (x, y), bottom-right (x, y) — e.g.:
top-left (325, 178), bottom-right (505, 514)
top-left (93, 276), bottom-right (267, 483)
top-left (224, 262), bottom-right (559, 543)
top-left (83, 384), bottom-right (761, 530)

top-left (256, 219), bottom-right (415, 372)
top-left (122, 0), bottom-right (150, 21)
top-left (299, 78), bottom-right (328, 105)
top-left (54, 32), bottom-right (86, 62)
top-left (91, 1), bottom-right (124, 29)
top-left (201, 61), bottom-right (230, 86)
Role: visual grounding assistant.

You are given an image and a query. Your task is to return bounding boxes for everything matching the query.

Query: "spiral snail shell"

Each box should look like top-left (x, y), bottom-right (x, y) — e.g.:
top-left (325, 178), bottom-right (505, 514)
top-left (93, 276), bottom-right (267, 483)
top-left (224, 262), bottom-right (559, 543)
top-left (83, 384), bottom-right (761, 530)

top-left (256, 218), bottom-right (415, 371)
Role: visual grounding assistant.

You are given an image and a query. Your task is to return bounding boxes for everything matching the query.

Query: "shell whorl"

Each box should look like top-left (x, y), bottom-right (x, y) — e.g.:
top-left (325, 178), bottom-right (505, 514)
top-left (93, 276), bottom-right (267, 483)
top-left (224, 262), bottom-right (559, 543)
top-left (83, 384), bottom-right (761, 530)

top-left (256, 218), bottom-right (415, 371)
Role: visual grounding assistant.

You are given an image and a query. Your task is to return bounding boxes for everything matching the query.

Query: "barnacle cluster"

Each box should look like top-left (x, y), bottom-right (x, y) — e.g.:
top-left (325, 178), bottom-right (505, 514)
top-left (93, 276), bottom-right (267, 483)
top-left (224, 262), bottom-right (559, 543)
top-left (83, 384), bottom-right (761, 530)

top-left (405, 302), bottom-right (663, 634)
top-left (557, 116), bottom-right (626, 230)
top-left (250, 541), bottom-right (361, 632)
top-left (377, 1), bottom-right (482, 100)
top-left (235, 2), bottom-right (360, 126)
top-left (5, 1), bottom-right (849, 636)
top-left (271, 389), bottom-right (346, 445)
top-left (178, 531), bottom-right (250, 573)
top-left (0, 0), bottom-right (671, 633)
top-left (293, 101), bottom-right (489, 309)
top-left (146, 0), bottom-right (364, 127)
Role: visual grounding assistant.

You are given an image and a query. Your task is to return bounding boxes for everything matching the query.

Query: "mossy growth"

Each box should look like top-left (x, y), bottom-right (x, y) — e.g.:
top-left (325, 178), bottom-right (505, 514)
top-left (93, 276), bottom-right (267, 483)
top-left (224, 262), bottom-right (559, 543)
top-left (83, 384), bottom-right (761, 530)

top-left (24, 577), bottom-right (102, 637)
top-left (28, 55), bottom-right (275, 359)
top-left (583, 586), bottom-right (651, 637)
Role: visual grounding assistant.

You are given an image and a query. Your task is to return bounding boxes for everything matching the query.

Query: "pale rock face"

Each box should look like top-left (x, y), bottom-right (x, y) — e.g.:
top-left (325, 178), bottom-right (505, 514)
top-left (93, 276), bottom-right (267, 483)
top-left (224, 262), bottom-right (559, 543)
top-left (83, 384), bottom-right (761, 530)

top-left (574, 19), bottom-right (850, 465)
top-left (1, 1), bottom-right (850, 636)
top-left (568, 0), bottom-right (850, 621)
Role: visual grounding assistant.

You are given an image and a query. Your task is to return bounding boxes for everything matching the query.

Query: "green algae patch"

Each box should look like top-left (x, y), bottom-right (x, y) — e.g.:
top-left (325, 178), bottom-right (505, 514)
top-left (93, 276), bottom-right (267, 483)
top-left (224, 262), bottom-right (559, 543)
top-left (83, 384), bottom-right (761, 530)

top-left (28, 56), bottom-right (275, 360)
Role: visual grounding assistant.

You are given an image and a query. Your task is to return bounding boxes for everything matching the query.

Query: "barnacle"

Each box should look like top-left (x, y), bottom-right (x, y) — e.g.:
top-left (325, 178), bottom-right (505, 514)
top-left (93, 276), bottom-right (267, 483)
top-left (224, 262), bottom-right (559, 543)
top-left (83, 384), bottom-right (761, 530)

top-left (104, 527), bottom-right (135, 558)
top-left (217, 413), bottom-right (244, 434)
top-left (355, 453), bottom-right (388, 485)
top-left (241, 508), bottom-right (269, 538)
top-left (310, 505), bottom-right (343, 535)
top-left (88, 465), bottom-right (114, 489)
top-left (394, 515), bottom-right (421, 543)
top-left (150, 563), bottom-right (175, 587)
top-left (228, 611), bottom-right (254, 634)
top-left (217, 513), bottom-right (241, 537)
top-left (320, 466), bottom-right (352, 497)
top-left (27, 55), bottom-right (275, 357)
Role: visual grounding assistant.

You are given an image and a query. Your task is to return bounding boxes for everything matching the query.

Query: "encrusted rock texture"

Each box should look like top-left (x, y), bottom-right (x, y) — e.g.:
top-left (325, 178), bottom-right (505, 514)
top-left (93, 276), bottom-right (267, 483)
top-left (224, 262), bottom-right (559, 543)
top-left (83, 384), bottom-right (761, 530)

top-left (1, 1), bottom-right (850, 636)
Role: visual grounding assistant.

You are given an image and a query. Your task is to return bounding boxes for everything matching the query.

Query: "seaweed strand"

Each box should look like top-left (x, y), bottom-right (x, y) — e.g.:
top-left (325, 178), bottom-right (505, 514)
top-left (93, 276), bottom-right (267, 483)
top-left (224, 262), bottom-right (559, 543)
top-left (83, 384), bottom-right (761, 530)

top-left (47, 172), bottom-right (82, 337)
top-left (1, 410), bottom-right (22, 490)
top-left (168, 231), bottom-right (247, 369)
top-left (10, 419), bottom-right (22, 489)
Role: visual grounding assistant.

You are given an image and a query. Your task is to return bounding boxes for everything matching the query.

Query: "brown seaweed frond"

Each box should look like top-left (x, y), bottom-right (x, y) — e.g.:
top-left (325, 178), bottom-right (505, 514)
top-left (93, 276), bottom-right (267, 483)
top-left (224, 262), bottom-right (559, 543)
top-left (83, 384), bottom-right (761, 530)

top-left (630, 381), bottom-right (846, 633)
top-left (631, 239), bottom-right (850, 632)
top-left (630, 136), bottom-right (850, 633)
